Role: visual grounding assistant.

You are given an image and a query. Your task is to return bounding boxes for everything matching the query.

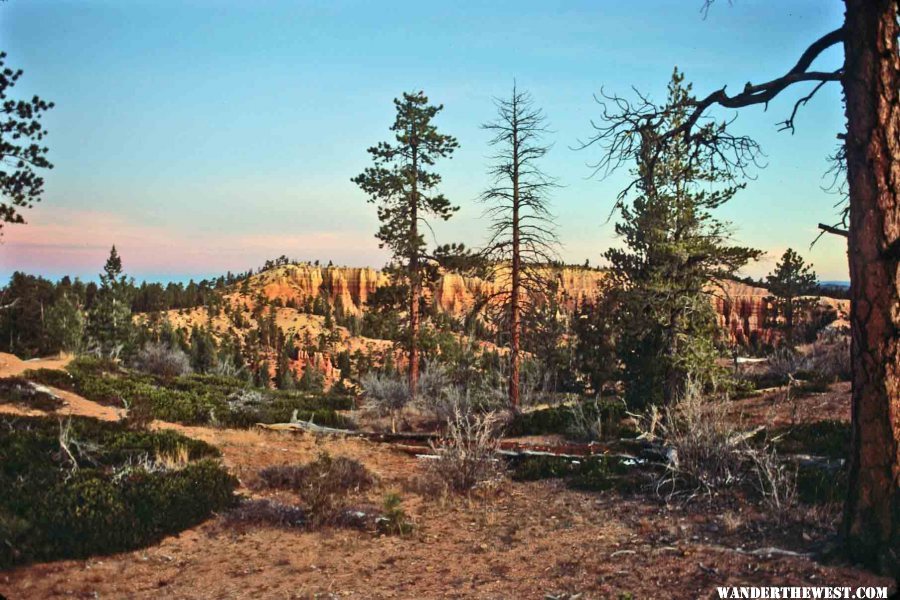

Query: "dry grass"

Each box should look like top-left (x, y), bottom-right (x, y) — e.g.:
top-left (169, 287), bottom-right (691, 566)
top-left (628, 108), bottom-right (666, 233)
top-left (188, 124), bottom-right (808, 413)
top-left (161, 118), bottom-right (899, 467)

top-left (638, 379), bottom-right (797, 510)
top-left (423, 405), bottom-right (505, 494)
top-left (154, 444), bottom-right (191, 470)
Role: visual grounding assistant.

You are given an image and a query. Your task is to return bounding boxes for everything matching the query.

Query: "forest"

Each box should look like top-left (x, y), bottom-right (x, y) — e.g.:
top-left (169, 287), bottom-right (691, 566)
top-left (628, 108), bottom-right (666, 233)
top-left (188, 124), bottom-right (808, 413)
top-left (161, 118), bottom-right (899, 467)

top-left (0, 1), bottom-right (896, 598)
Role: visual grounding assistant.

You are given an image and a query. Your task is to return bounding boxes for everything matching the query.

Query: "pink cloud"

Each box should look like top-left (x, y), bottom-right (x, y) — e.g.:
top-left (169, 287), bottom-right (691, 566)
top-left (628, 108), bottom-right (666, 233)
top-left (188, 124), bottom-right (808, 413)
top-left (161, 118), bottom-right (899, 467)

top-left (0, 207), bottom-right (389, 278)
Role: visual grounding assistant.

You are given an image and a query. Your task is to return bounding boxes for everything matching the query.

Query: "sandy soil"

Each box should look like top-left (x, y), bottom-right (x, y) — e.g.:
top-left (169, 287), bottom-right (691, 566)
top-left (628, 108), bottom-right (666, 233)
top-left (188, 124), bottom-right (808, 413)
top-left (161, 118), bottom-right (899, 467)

top-left (0, 352), bottom-right (72, 378)
top-left (0, 361), bottom-right (893, 599)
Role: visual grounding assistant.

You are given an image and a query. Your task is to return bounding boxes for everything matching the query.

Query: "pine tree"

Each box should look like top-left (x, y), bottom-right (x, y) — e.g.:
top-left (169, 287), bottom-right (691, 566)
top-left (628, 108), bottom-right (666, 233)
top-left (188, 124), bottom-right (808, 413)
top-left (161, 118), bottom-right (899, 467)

top-left (275, 334), bottom-right (296, 390)
top-left (765, 248), bottom-right (818, 344)
top-left (480, 85), bottom-right (559, 409)
top-left (86, 246), bottom-right (135, 359)
top-left (0, 52), bottom-right (54, 233)
top-left (352, 91), bottom-right (458, 399)
top-left (45, 293), bottom-right (84, 354)
top-left (606, 70), bottom-right (762, 407)
top-left (189, 325), bottom-right (218, 373)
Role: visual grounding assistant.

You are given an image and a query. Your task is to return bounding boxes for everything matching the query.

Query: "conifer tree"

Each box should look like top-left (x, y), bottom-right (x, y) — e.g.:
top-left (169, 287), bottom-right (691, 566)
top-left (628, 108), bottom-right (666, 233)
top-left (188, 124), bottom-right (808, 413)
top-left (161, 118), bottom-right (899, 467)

top-left (605, 70), bottom-right (762, 407)
top-left (480, 85), bottom-right (558, 409)
top-left (45, 293), bottom-right (84, 354)
top-left (765, 248), bottom-right (818, 344)
top-left (189, 325), bottom-right (218, 373)
top-left (86, 246), bottom-right (135, 358)
top-left (352, 91), bottom-right (458, 399)
top-left (0, 52), bottom-right (54, 232)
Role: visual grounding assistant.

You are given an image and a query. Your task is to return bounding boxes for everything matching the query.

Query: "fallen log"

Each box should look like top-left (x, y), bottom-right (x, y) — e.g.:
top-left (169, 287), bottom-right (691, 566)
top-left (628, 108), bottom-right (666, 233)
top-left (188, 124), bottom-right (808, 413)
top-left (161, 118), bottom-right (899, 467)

top-left (256, 416), bottom-right (645, 460)
top-left (255, 412), bottom-right (439, 442)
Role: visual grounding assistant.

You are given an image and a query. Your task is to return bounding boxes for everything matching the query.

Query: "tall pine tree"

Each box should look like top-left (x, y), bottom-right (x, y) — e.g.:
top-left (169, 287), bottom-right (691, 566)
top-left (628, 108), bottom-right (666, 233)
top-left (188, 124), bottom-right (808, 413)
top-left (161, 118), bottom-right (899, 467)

top-left (352, 91), bottom-right (458, 399)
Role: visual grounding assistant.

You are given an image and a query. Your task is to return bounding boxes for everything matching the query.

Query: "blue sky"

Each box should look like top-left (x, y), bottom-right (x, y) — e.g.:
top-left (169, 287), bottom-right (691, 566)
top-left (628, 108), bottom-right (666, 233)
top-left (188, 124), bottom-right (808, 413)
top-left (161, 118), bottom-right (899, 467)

top-left (0, 0), bottom-right (849, 282)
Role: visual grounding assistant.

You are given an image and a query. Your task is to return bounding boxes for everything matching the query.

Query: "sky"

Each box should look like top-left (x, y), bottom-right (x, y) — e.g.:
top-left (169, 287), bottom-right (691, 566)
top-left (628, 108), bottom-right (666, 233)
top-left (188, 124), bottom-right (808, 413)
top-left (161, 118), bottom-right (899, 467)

top-left (0, 0), bottom-right (850, 283)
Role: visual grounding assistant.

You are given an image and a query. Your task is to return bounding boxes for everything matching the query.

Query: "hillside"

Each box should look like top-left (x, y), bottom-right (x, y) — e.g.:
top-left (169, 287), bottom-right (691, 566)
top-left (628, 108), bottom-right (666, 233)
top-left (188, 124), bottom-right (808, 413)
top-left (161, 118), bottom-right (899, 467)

top-left (139, 264), bottom-right (849, 387)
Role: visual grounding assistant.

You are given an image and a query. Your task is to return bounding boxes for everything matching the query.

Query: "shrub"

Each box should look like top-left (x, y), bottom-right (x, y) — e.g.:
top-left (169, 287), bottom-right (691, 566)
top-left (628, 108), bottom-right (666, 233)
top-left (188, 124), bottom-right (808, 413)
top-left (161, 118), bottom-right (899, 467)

top-left (377, 492), bottom-right (413, 536)
top-left (361, 372), bottom-right (410, 432)
top-left (0, 415), bottom-right (235, 567)
top-left (637, 379), bottom-right (797, 508)
top-left (24, 361), bottom-right (353, 429)
top-left (805, 330), bottom-right (851, 382)
top-left (770, 420), bottom-right (849, 460)
top-left (0, 377), bottom-right (64, 411)
top-left (767, 346), bottom-right (804, 382)
top-left (506, 399), bottom-right (626, 439)
top-left (133, 342), bottom-right (193, 378)
top-left (566, 399), bottom-right (610, 442)
top-left (121, 393), bottom-right (155, 430)
top-left (511, 454), bottom-right (636, 492)
top-left (424, 406), bottom-right (504, 493)
top-left (795, 462), bottom-right (847, 505)
top-left (256, 453), bottom-right (375, 526)
top-left (643, 379), bottom-right (746, 495)
top-left (21, 368), bottom-right (75, 391)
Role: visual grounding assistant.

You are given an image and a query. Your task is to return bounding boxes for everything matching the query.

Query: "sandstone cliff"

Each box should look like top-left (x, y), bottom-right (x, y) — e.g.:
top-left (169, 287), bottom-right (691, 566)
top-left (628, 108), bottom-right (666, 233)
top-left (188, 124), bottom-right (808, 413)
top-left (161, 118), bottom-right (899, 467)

top-left (243, 264), bottom-right (848, 346)
top-left (249, 264), bottom-right (608, 316)
top-left (252, 264), bottom-right (389, 316)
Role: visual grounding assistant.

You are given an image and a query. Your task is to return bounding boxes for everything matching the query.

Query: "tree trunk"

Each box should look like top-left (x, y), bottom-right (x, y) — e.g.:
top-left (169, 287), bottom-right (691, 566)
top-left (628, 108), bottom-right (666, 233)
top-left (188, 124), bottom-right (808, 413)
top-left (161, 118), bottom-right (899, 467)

top-left (841, 0), bottom-right (900, 578)
top-left (408, 139), bottom-right (420, 402)
top-left (509, 101), bottom-right (521, 411)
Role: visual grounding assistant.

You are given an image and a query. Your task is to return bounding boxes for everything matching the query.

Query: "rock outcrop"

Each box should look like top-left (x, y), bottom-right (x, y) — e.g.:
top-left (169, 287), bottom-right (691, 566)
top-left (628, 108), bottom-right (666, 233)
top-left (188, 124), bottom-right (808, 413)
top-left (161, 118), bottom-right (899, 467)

top-left (244, 264), bottom-right (848, 347)
top-left (252, 264), bottom-right (389, 316)
top-left (712, 280), bottom-right (849, 346)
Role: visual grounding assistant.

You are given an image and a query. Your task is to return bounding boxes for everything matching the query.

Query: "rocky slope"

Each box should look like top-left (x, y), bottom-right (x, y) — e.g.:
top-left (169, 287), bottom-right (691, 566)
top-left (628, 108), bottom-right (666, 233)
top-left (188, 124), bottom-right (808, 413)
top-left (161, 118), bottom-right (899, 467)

top-left (144, 265), bottom-right (848, 385)
top-left (244, 264), bottom-right (848, 345)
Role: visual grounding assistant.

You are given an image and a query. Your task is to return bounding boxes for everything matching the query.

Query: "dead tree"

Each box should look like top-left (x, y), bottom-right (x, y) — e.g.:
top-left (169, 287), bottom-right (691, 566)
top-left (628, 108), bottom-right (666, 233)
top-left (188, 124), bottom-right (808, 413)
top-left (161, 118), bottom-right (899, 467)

top-left (480, 85), bottom-right (559, 410)
top-left (578, 0), bottom-right (898, 577)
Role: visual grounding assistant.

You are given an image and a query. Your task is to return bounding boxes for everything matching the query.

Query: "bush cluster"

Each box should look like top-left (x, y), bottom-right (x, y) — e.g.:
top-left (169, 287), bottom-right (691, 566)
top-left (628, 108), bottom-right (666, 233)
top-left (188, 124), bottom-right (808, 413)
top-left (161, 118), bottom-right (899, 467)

top-left (505, 399), bottom-right (626, 439)
top-left (768, 420), bottom-right (849, 460)
top-left (0, 415), bottom-right (236, 567)
top-left (23, 357), bottom-right (352, 428)
top-left (253, 453), bottom-right (376, 527)
top-left (511, 454), bottom-right (637, 492)
top-left (0, 377), bottom-right (65, 411)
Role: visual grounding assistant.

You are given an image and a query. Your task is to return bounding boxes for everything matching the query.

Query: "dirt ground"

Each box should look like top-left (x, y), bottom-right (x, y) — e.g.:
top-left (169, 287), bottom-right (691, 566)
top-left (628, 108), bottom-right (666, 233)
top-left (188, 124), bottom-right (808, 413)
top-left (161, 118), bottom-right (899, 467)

top-left (0, 357), bottom-right (893, 599)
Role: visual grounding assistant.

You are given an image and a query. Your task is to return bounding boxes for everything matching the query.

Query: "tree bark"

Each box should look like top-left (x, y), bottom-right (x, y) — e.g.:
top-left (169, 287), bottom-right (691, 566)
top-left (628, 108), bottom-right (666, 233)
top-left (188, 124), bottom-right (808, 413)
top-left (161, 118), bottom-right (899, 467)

top-left (841, 0), bottom-right (900, 578)
top-left (510, 96), bottom-right (521, 411)
top-left (408, 132), bottom-right (420, 402)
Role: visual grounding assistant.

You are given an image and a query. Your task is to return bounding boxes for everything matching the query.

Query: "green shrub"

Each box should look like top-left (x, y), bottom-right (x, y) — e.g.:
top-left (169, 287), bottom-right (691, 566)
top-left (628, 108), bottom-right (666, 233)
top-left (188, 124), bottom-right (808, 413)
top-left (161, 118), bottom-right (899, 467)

top-left (506, 399), bottom-right (625, 438)
top-left (0, 415), bottom-right (236, 567)
top-left (727, 378), bottom-right (759, 399)
top-left (378, 493), bottom-right (413, 536)
top-left (511, 455), bottom-right (580, 481)
top-left (794, 378), bottom-right (832, 396)
top-left (770, 421), bottom-right (849, 460)
top-left (24, 361), bottom-right (354, 429)
top-left (795, 463), bottom-right (847, 505)
top-left (511, 454), bottom-right (636, 492)
top-left (0, 377), bottom-right (65, 411)
top-left (223, 498), bottom-right (307, 529)
top-left (21, 368), bottom-right (76, 390)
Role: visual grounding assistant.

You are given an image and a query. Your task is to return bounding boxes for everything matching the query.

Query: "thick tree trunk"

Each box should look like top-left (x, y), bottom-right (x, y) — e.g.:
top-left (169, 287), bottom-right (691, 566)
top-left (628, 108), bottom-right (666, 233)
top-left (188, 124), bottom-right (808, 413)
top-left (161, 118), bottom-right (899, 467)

top-left (510, 108), bottom-right (521, 410)
top-left (841, 0), bottom-right (900, 578)
top-left (408, 143), bottom-right (420, 402)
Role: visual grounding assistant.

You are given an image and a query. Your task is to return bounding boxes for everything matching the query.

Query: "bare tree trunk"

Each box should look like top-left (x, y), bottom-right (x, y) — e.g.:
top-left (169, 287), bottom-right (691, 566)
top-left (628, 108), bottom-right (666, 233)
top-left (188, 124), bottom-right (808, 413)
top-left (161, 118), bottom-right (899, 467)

top-left (509, 99), bottom-right (521, 411)
top-left (409, 142), bottom-right (420, 402)
top-left (841, 0), bottom-right (900, 577)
